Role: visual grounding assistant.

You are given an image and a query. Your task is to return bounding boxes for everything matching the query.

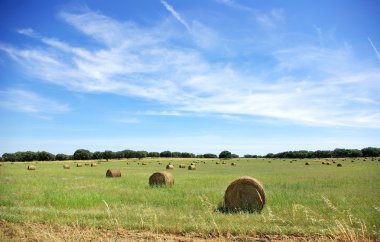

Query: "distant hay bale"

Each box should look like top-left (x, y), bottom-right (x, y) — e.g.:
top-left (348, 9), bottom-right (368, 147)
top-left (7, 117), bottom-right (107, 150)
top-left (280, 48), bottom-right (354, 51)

top-left (216, 161), bottom-right (220, 164)
top-left (27, 165), bottom-right (36, 170)
top-left (224, 176), bottom-right (265, 212)
top-left (166, 164), bottom-right (174, 170)
top-left (231, 162), bottom-right (236, 166)
top-left (149, 172), bottom-right (174, 187)
top-left (337, 163), bottom-right (342, 167)
top-left (326, 162), bottom-right (330, 165)
top-left (106, 169), bottom-right (121, 177)
top-left (63, 164), bottom-right (70, 169)
top-left (222, 161), bottom-right (226, 164)
top-left (76, 163), bottom-right (83, 167)
top-left (142, 162), bottom-right (147, 165)
top-left (91, 163), bottom-right (97, 167)
top-left (85, 163), bottom-right (90, 166)
top-left (322, 162), bottom-right (325, 165)
top-left (188, 164), bottom-right (196, 170)
top-left (191, 162), bottom-right (195, 166)
top-left (158, 162), bottom-right (162, 165)
top-left (179, 164), bottom-right (186, 168)
top-left (305, 162), bottom-right (309, 166)
top-left (333, 161), bottom-right (336, 164)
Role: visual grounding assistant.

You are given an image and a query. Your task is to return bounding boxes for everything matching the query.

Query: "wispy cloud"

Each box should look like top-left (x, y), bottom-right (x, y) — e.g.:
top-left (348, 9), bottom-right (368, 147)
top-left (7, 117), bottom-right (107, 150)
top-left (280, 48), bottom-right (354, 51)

top-left (368, 37), bottom-right (380, 61)
top-left (0, 9), bottom-right (379, 128)
top-left (139, 110), bottom-right (183, 116)
top-left (160, 0), bottom-right (190, 31)
top-left (0, 89), bottom-right (69, 117)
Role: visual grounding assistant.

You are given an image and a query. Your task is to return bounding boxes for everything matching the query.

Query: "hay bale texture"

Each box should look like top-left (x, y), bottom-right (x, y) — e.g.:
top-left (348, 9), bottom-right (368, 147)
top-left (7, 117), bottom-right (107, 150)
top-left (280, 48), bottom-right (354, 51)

top-left (188, 164), bottom-right (196, 170)
top-left (76, 163), bottom-right (83, 167)
top-left (106, 169), bottom-right (121, 177)
top-left (179, 164), bottom-right (186, 168)
top-left (63, 164), bottom-right (70, 169)
top-left (149, 172), bottom-right (174, 187)
top-left (337, 163), bottom-right (342, 167)
top-left (27, 165), bottom-right (36, 170)
top-left (166, 164), bottom-right (174, 170)
top-left (91, 163), bottom-right (97, 167)
top-left (224, 176), bottom-right (265, 212)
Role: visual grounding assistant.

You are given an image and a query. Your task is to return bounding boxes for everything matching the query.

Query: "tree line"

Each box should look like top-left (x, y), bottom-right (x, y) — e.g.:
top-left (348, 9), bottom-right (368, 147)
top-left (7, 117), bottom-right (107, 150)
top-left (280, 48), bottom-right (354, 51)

top-left (1, 147), bottom-right (379, 162)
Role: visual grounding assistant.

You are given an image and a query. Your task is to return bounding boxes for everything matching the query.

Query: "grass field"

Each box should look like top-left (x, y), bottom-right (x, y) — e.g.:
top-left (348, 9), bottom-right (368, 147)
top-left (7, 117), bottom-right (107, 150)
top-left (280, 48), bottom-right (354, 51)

top-left (0, 158), bottom-right (379, 240)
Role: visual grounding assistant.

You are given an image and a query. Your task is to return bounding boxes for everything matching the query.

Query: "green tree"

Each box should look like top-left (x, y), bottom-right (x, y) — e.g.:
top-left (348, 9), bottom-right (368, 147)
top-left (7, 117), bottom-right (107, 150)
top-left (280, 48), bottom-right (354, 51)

top-left (73, 149), bottom-right (92, 160)
top-left (55, 153), bottom-right (69, 161)
top-left (148, 152), bottom-right (160, 157)
top-left (160, 151), bottom-right (172, 157)
top-left (219, 150), bottom-right (232, 159)
top-left (102, 150), bottom-right (113, 161)
top-left (36, 151), bottom-right (55, 161)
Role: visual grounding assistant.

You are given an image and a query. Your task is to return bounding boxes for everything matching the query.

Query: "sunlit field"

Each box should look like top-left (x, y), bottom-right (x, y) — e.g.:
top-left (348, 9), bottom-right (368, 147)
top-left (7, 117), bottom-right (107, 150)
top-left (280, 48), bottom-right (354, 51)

top-left (0, 158), bottom-right (379, 240)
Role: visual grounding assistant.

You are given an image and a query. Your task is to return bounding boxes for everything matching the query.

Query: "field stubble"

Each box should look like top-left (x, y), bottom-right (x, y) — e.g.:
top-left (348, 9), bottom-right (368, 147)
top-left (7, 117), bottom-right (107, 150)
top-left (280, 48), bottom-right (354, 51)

top-left (0, 158), bottom-right (379, 240)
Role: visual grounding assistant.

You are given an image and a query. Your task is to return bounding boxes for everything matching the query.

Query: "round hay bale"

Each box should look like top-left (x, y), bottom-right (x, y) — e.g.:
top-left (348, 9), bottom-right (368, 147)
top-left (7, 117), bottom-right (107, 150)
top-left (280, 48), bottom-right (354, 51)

top-left (76, 163), bottom-right (83, 167)
top-left (322, 162), bottom-right (325, 165)
top-left (224, 176), bottom-right (265, 212)
top-left (190, 162), bottom-right (195, 166)
top-left (91, 163), bottom-right (97, 167)
top-left (158, 162), bottom-right (162, 165)
top-left (326, 162), bottom-right (330, 165)
top-left (216, 161), bottom-right (220, 164)
top-left (231, 162), bottom-right (236, 166)
top-left (27, 165), bottom-right (36, 170)
top-left (166, 164), bottom-right (174, 170)
top-left (337, 163), bottom-right (342, 167)
top-left (305, 162), bottom-right (309, 166)
top-left (149, 172), bottom-right (174, 187)
top-left (142, 162), bottom-right (147, 165)
top-left (85, 163), bottom-right (90, 166)
top-left (222, 161), bottom-right (226, 164)
top-left (179, 164), bottom-right (186, 168)
top-left (63, 164), bottom-right (70, 169)
top-left (106, 169), bottom-right (121, 177)
top-left (188, 164), bottom-right (196, 170)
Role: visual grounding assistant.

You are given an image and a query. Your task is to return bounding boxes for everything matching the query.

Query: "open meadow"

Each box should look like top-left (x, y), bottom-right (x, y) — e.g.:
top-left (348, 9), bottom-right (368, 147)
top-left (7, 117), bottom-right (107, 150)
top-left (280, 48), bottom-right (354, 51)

top-left (0, 158), bottom-right (379, 241)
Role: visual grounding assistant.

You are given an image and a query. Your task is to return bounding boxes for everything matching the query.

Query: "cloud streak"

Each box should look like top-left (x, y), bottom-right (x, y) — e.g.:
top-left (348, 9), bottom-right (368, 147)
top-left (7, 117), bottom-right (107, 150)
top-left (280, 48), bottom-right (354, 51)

top-left (0, 9), bottom-right (379, 128)
top-left (0, 89), bottom-right (69, 117)
top-left (160, 0), bottom-right (190, 31)
top-left (368, 37), bottom-right (380, 61)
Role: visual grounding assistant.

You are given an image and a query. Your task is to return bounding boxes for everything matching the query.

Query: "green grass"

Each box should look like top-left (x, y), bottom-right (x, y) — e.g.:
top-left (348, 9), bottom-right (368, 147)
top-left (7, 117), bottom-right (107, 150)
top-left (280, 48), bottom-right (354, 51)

top-left (0, 158), bottom-right (379, 239)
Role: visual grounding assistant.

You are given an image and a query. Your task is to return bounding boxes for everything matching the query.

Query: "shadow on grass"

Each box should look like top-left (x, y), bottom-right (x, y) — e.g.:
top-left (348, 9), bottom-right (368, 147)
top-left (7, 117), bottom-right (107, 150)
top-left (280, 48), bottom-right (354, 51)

top-left (216, 202), bottom-right (262, 214)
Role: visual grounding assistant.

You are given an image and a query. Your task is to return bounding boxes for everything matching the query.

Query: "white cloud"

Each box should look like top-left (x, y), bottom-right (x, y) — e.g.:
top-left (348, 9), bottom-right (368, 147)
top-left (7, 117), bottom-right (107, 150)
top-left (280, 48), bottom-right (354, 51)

top-left (160, 0), bottom-right (190, 31)
top-left (0, 9), bottom-right (379, 128)
top-left (368, 37), bottom-right (380, 61)
top-left (0, 89), bottom-right (69, 116)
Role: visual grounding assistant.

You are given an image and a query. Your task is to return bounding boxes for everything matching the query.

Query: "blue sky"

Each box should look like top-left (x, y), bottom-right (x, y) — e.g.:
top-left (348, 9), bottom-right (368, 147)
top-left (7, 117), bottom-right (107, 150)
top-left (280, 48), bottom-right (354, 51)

top-left (0, 0), bottom-right (379, 156)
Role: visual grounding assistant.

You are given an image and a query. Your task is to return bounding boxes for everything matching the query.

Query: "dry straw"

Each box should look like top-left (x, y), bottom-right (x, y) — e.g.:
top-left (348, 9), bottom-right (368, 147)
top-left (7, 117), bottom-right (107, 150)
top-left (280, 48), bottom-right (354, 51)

top-left (166, 164), bottom-right (174, 170)
top-left (27, 165), bottom-right (36, 170)
top-left (224, 176), bottom-right (266, 212)
top-left (149, 172), bottom-right (174, 187)
top-left (188, 164), bottom-right (196, 170)
top-left (106, 169), bottom-right (121, 177)
top-left (63, 164), bottom-right (70, 169)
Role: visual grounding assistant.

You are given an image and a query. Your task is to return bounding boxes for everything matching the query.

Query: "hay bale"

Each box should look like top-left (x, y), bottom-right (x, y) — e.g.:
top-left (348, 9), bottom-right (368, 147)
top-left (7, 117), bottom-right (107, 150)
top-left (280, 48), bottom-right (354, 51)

top-left (91, 163), bottom-right (97, 167)
top-left (216, 161), bottom-right (220, 164)
top-left (179, 164), bottom-right (186, 168)
top-left (326, 162), bottom-right (330, 165)
top-left (76, 163), bottom-right (83, 167)
top-left (166, 164), bottom-right (174, 170)
top-left (85, 163), bottom-right (90, 166)
top-left (149, 172), bottom-right (174, 187)
top-left (106, 169), bottom-right (121, 177)
top-left (305, 162), bottom-right (309, 166)
top-left (190, 162), bottom-right (196, 166)
top-left (224, 176), bottom-right (265, 212)
top-left (322, 162), bottom-right (325, 165)
top-left (188, 164), bottom-right (196, 170)
top-left (337, 163), bottom-right (342, 167)
top-left (63, 164), bottom-right (70, 169)
top-left (27, 165), bottom-right (36, 170)
top-left (231, 162), bottom-right (236, 166)
top-left (222, 161), bottom-right (226, 164)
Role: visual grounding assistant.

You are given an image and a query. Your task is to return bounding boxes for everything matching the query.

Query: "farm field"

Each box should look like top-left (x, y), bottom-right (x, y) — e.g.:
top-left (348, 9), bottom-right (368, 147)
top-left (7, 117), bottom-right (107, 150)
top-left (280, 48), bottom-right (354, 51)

top-left (0, 158), bottom-right (379, 241)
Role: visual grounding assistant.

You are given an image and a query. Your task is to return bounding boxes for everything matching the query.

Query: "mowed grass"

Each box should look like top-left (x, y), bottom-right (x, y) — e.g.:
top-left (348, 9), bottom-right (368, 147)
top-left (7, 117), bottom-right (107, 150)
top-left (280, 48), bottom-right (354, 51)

top-left (0, 158), bottom-right (379, 239)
